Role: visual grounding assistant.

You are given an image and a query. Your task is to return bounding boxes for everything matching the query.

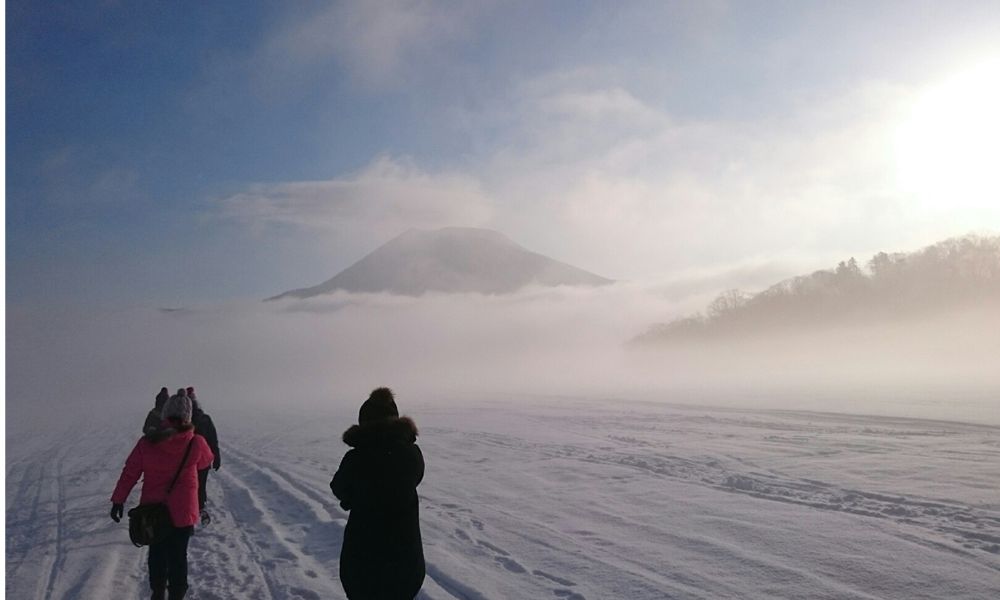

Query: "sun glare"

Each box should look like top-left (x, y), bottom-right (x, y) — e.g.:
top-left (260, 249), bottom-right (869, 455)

top-left (895, 57), bottom-right (1000, 213)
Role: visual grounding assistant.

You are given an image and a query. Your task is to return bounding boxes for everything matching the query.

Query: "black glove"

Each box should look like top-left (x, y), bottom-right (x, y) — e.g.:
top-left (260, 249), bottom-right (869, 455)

top-left (213, 457), bottom-right (221, 471)
top-left (110, 503), bottom-right (124, 523)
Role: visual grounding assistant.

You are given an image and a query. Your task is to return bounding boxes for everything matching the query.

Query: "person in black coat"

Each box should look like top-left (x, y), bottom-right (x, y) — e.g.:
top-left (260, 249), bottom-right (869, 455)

top-left (188, 388), bottom-right (221, 519)
top-left (143, 387), bottom-right (171, 434)
top-left (331, 387), bottom-right (425, 600)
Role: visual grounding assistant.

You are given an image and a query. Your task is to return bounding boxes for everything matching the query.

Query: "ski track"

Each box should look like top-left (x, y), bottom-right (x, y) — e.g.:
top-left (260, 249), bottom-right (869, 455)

top-left (5, 447), bottom-right (56, 588)
top-left (195, 450), bottom-right (344, 599)
top-left (439, 416), bottom-right (1000, 563)
top-left (41, 446), bottom-right (67, 600)
top-left (420, 479), bottom-right (709, 599)
top-left (6, 405), bottom-right (1000, 599)
top-left (6, 427), bottom-right (149, 600)
top-left (223, 447), bottom-right (486, 600)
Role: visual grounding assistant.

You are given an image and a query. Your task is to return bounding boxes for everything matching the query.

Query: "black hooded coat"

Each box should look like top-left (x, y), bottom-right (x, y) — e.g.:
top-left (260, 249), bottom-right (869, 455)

top-left (330, 416), bottom-right (425, 600)
top-left (191, 403), bottom-right (221, 470)
top-left (142, 389), bottom-right (171, 435)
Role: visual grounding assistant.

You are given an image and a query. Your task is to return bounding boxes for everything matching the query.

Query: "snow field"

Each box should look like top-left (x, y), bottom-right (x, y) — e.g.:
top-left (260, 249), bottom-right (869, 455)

top-left (6, 398), bottom-right (1000, 599)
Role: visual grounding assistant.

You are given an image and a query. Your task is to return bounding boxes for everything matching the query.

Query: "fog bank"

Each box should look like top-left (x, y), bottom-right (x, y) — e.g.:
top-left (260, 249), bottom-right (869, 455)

top-left (7, 285), bottom-right (999, 430)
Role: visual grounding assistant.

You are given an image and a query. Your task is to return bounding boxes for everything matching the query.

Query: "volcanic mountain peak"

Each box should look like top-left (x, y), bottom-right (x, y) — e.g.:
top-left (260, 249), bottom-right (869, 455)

top-left (268, 227), bottom-right (613, 300)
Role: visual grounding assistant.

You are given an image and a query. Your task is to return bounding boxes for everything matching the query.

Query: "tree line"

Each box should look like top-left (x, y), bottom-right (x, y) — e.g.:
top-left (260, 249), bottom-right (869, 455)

top-left (635, 234), bottom-right (1000, 344)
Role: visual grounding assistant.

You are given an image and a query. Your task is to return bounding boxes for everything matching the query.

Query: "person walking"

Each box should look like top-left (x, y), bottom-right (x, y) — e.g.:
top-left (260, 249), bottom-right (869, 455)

top-left (143, 388), bottom-right (170, 435)
top-left (111, 390), bottom-right (214, 600)
top-left (187, 387), bottom-right (221, 524)
top-left (331, 387), bottom-right (425, 599)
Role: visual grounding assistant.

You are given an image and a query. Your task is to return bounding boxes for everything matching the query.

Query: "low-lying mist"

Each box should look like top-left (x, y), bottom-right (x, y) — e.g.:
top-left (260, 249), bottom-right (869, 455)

top-left (7, 284), bottom-right (999, 431)
top-left (630, 304), bottom-right (1000, 422)
top-left (6, 285), bottom-right (669, 427)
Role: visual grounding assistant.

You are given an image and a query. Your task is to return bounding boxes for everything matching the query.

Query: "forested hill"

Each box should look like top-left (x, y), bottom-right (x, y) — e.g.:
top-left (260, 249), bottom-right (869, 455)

top-left (634, 234), bottom-right (1000, 344)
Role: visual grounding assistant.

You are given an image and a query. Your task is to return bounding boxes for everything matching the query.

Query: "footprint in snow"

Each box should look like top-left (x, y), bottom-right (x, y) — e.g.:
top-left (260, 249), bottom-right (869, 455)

top-left (476, 540), bottom-right (509, 556)
top-left (474, 540), bottom-right (527, 573)
top-left (496, 556), bottom-right (527, 573)
top-left (289, 586), bottom-right (321, 600)
top-left (533, 570), bottom-right (576, 587)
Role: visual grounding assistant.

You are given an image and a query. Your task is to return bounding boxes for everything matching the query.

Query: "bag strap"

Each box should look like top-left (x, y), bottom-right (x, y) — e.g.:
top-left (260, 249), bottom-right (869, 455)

top-left (165, 438), bottom-right (195, 497)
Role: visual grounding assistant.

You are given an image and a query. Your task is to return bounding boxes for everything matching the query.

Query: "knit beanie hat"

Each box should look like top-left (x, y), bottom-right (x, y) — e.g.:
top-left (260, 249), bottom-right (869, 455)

top-left (162, 394), bottom-right (193, 424)
top-left (359, 387), bottom-right (399, 425)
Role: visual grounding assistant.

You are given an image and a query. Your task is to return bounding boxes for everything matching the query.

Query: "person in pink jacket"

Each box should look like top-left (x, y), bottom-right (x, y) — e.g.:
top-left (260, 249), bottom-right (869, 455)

top-left (111, 390), bottom-right (214, 600)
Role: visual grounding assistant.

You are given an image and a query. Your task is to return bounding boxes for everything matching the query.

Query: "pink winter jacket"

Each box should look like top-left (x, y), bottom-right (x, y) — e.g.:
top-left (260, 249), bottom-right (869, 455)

top-left (111, 428), bottom-right (214, 527)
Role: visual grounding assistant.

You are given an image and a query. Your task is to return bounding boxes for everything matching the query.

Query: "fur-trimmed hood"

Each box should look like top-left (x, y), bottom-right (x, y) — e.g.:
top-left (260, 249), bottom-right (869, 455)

top-left (144, 421), bottom-right (194, 444)
top-left (343, 416), bottom-right (418, 448)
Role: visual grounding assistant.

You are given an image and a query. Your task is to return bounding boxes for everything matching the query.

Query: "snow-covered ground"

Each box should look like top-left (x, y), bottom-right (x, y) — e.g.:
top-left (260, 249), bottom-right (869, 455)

top-left (6, 397), bottom-right (1000, 599)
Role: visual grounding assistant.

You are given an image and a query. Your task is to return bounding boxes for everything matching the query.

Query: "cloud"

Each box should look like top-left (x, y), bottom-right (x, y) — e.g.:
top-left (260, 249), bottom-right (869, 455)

top-left (213, 74), bottom-right (946, 290)
top-left (214, 66), bottom-right (999, 297)
top-left (39, 146), bottom-right (144, 208)
top-left (474, 73), bottom-right (964, 282)
top-left (262, 0), bottom-right (491, 88)
top-left (540, 87), bottom-right (670, 127)
top-left (217, 155), bottom-right (493, 236)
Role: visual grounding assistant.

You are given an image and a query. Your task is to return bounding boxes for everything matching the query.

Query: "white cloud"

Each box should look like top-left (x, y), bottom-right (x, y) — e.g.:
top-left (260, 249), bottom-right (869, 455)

top-left (474, 73), bottom-right (979, 282)
top-left (263, 0), bottom-right (490, 88)
top-left (540, 87), bottom-right (670, 127)
top-left (217, 155), bottom-right (493, 236)
top-left (218, 62), bottom-right (1000, 295)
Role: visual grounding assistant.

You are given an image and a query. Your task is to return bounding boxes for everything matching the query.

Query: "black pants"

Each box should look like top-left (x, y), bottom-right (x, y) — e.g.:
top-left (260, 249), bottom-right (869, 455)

top-left (148, 525), bottom-right (193, 594)
top-left (197, 468), bottom-right (209, 510)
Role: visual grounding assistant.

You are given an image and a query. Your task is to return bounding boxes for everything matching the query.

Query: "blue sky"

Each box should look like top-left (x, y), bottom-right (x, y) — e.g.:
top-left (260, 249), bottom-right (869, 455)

top-left (8, 1), bottom-right (1000, 307)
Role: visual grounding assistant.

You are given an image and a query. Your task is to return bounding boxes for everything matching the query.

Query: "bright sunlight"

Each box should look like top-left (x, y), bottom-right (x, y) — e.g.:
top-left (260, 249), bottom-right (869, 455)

top-left (895, 57), bottom-right (1000, 212)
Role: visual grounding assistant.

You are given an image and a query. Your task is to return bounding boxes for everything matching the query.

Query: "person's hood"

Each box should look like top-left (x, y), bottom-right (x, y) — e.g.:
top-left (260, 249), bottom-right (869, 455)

top-left (343, 416), bottom-right (418, 448)
top-left (144, 422), bottom-right (194, 445)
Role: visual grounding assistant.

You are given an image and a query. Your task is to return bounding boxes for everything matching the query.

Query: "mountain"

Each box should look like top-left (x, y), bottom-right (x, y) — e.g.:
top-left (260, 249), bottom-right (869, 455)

top-left (268, 227), bottom-right (613, 300)
top-left (633, 234), bottom-right (1000, 344)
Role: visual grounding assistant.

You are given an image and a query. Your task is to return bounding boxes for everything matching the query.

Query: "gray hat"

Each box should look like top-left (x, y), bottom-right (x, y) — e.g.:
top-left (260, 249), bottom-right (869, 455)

top-left (162, 394), bottom-right (193, 424)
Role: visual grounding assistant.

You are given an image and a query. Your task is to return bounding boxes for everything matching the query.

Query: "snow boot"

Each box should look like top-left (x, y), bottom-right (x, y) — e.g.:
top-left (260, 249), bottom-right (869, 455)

top-left (151, 589), bottom-right (166, 600)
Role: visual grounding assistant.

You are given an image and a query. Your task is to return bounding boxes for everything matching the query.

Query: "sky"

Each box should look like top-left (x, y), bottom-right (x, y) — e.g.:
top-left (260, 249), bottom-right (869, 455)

top-left (7, 0), bottom-right (1000, 308)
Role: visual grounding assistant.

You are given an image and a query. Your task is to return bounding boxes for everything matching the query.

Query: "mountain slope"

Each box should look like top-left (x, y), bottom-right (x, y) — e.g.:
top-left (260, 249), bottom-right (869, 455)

top-left (634, 233), bottom-right (1000, 344)
top-left (268, 227), bottom-right (613, 300)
